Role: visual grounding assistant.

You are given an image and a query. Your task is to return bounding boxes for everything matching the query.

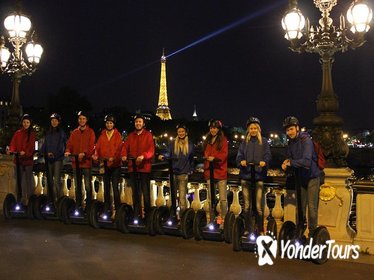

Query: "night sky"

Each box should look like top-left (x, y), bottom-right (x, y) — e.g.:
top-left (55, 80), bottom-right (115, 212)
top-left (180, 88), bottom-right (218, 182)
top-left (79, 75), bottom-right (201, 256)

top-left (1, 0), bottom-right (374, 133)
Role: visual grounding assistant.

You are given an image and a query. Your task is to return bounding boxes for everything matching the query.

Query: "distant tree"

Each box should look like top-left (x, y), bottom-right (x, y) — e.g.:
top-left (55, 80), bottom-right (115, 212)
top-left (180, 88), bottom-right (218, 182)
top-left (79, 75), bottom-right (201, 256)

top-left (47, 86), bottom-right (93, 131)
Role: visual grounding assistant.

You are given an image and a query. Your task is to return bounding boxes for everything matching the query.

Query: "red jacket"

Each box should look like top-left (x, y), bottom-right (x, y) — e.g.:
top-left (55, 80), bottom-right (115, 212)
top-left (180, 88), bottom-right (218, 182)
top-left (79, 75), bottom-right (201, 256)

top-left (9, 128), bottom-right (36, 166)
top-left (94, 128), bottom-right (123, 168)
top-left (65, 126), bottom-right (95, 168)
top-left (121, 129), bottom-right (154, 173)
top-left (204, 136), bottom-right (228, 180)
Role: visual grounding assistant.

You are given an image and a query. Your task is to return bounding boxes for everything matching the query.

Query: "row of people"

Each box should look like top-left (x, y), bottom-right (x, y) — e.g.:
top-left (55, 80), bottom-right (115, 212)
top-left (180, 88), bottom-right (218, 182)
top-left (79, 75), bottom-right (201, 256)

top-left (8, 112), bottom-right (321, 235)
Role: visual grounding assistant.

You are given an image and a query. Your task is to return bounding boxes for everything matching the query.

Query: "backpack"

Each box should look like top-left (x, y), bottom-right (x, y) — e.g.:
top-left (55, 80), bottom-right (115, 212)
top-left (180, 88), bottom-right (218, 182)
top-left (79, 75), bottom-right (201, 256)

top-left (313, 141), bottom-right (325, 170)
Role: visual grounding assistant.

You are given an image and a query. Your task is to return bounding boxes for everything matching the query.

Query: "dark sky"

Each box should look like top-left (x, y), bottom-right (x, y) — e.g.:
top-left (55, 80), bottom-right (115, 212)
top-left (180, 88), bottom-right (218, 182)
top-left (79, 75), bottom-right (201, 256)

top-left (1, 0), bottom-right (374, 133)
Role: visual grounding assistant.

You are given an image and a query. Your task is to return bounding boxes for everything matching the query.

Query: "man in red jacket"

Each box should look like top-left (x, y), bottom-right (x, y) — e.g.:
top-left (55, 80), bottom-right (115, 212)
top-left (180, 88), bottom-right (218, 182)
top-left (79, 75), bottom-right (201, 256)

top-left (93, 114), bottom-right (123, 214)
top-left (8, 114), bottom-right (36, 205)
top-left (65, 111), bottom-right (95, 210)
top-left (121, 114), bottom-right (154, 220)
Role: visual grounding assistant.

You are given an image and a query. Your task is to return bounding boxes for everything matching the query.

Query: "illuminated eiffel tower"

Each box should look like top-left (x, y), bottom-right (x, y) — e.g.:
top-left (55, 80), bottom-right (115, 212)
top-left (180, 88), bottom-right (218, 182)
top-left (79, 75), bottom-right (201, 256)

top-left (156, 50), bottom-right (172, 120)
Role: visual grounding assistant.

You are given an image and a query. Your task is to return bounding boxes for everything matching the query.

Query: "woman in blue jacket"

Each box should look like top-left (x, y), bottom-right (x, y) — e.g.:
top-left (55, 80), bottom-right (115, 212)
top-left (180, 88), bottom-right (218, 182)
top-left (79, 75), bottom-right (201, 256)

top-left (41, 113), bottom-right (67, 203)
top-left (159, 123), bottom-right (194, 213)
top-left (236, 117), bottom-right (271, 234)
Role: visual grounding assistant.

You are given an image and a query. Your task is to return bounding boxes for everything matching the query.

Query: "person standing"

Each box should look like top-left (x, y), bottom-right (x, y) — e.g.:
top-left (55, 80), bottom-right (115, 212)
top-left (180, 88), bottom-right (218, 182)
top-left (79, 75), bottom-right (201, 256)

top-left (281, 116), bottom-right (321, 236)
top-left (8, 114), bottom-right (36, 205)
top-left (64, 111), bottom-right (95, 211)
top-left (236, 117), bottom-right (271, 234)
top-left (121, 114), bottom-right (154, 220)
top-left (41, 113), bottom-right (67, 203)
top-left (158, 123), bottom-right (194, 213)
top-left (93, 114), bottom-right (123, 215)
top-left (203, 119), bottom-right (228, 227)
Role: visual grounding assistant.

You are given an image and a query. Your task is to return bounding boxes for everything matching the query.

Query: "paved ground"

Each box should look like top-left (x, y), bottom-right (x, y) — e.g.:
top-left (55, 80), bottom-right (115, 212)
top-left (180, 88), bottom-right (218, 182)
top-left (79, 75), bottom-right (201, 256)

top-left (0, 216), bottom-right (373, 280)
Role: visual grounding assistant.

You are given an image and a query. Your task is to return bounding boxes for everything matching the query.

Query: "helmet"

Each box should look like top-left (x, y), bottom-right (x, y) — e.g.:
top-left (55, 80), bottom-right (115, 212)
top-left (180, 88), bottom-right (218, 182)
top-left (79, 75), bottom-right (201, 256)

top-left (208, 119), bottom-right (222, 129)
top-left (246, 117), bottom-right (260, 127)
top-left (21, 114), bottom-right (32, 122)
top-left (176, 123), bottom-right (188, 132)
top-left (104, 114), bottom-right (116, 123)
top-left (77, 111), bottom-right (89, 118)
top-left (50, 113), bottom-right (61, 122)
top-left (133, 114), bottom-right (145, 122)
top-left (283, 116), bottom-right (299, 128)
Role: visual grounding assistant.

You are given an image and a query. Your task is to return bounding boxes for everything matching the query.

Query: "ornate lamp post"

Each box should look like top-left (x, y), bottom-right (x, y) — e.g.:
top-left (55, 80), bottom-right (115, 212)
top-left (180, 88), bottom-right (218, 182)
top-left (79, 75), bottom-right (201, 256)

top-left (281, 0), bottom-right (372, 167)
top-left (0, 9), bottom-right (43, 141)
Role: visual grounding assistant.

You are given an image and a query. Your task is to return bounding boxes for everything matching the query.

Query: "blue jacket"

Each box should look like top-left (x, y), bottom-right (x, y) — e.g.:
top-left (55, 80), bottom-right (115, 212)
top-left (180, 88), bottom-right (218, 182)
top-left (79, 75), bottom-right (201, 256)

top-left (236, 136), bottom-right (271, 180)
top-left (287, 132), bottom-right (321, 182)
top-left (41, 128), bottom-right (67, 162)
top-left (163, 140), bottom-right (194, 175)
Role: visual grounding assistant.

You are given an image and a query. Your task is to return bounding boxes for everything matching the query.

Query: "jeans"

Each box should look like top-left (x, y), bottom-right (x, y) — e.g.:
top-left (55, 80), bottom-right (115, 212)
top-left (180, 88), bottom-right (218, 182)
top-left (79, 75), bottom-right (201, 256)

top-left (73, 168), bottom-right (92, 209)
top-left (129, 172), bottom-right (151, 218)
top-left (103, 167), bottom-right (121, 212)
top-left (241, 179), bottom-right (264, 232)
top-left (15, 165), bottom-right (35, 205)
top-left (46, 160), bottom-right (63, 202)
top-left (300, 176), bottom-right (320, 234)
top-left (207, 179), bottom-right (227, 218)
top-left (174, 174), bottom-right (188, 211)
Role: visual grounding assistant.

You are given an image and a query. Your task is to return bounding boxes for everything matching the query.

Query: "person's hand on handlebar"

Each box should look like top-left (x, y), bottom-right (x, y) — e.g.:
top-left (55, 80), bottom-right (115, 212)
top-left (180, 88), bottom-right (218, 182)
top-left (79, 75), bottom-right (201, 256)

top-left (136, 155), bottom-right (144, 165)
top-left (78, 153), bottom-right (85, 161)
top-left (240, 160), bottom-right (247, 167)
top-left (121, 156), bottom-right (127, 162)
top-left (64, 152), bottom-right (71, 157)
top-left (259, 161), bottom-right (266, 167)
top-left (158, 155), bottom-right (164, 161)
top-left (206, 156), bottom-right (215, 162)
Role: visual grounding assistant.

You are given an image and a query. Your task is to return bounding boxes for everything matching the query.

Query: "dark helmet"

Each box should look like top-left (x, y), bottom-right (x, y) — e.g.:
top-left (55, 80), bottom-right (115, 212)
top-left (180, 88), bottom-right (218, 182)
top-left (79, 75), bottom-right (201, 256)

top-left (176, 123), bottom-right (188, 132)
top-left (50, 113), bottom-right (61, 122)
top-left (21, 113), bottom-right (32, 122)
top-left (283, 116), bottom-right (299, 128)
top-left (208, 119), bottom-right (222, 129)
top-left (104, 114), bottom-right (116, 123)
top-left (246, 117), bottom-right (260, 127)
top-left (77, 111), bottom-right (89, 118)
top-left (133, 114), bottom-right (145, 122)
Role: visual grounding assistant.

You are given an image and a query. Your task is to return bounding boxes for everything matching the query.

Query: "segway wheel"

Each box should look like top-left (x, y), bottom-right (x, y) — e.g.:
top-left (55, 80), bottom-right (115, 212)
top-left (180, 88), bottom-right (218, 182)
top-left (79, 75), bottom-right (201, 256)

top-left (89, 201), bottom-right (104, 229)
top-left (56, 196), bottom-right (67, 220)
top-left (33, 195), bottom-right (48, 220)
top-left (147, 207), bottom-right (158, 236)
top-left (27, 194), bottom-right (37, 219)
top-left (232, 216), bottom-right (245, 252)
top-left (117, 204), bottom-right (133, 233)
top-left (311, 226), bottom-right (330, 265)
top-left (278, 221), bottom-right (296, 253)
top-left (3, 193), bottom-right (16, 220)
top-left (60, 198), bottom-right (75, 224)
top-left (181, 208), bottom-right (195, 239)
top-left (154, 206), bottom-right (170, 235)
top-left (193, 209), bottom-right (207, 241)
top-left (224, 211), bottom-right (236, 243)
top-left (266, 218), bottom-right (277, 238)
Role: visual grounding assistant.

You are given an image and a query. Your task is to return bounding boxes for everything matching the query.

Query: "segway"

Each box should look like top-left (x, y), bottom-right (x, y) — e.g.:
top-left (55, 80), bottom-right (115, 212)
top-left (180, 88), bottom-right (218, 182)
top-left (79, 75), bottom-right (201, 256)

top-left (89, 158), bottom-right (120, 229)
top-left (153, 156), bottom-right (194, 238)
top-left (59, 154), bottom-right (90, 224)
top-left (117, 156), bottom-right (157, 235)
top-left (193, 158), bottom-right (226, 241)
top-left (232, 163), bottom-right (266, 251)
top-left (32, 155), bottom-right (62, 220)
top-left (3, 152), bottom-right (34, 219)
top-left (278, 168), bottom-right (330, 264)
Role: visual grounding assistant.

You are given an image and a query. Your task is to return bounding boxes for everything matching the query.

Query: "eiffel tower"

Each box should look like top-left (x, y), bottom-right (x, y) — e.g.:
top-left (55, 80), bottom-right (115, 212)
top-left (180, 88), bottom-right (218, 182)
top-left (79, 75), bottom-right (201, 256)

top-left (156, 50), bottom-right (172, 120)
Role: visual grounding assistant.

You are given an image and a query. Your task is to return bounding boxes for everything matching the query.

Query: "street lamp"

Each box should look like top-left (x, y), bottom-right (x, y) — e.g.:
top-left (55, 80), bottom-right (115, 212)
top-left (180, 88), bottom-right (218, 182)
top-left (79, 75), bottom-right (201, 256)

top-left (281, 0), bottom-right (372, 167)
top-left (0, 9), bottom-right (43, 136)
